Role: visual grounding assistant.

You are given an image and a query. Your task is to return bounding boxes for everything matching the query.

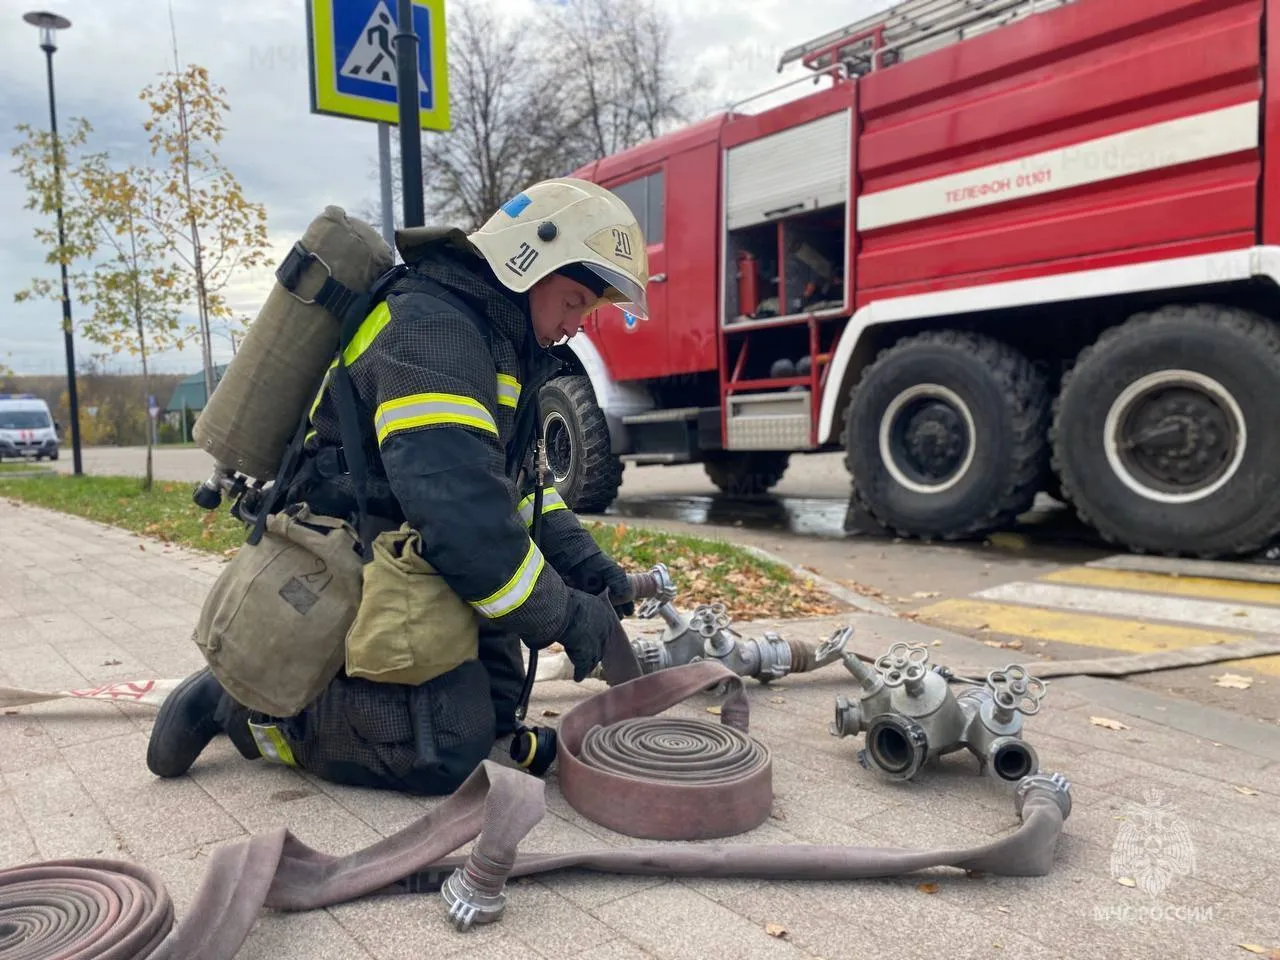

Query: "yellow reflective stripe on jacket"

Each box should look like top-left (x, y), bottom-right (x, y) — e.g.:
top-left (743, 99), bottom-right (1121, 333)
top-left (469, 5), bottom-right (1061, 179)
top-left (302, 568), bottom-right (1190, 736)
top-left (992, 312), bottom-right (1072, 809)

top-left (343, 301), bottom-right (392, 366)
top-left (248, 722), bottom-right (297, 767)
top-left (496, 373), bottom-right (521, 409)
top-left (305, 358), bottom-right (339, 443)
top-left (311, 359), bottom-right (338, 419)
top-left (471, 540), bottom-right (545, 618)
top-left (375, 393), bottom-right (499, 444)
top-left (303, 359), bottom-right (338, 444)
top-left (517, 487), bottom-right (567, 527)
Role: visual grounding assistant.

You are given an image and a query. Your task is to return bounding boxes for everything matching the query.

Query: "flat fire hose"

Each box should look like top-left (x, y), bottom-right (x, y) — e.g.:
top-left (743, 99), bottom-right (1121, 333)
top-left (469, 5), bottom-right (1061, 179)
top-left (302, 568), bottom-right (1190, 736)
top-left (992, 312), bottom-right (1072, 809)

top-left (0, 621), bottom-right (1072, 959)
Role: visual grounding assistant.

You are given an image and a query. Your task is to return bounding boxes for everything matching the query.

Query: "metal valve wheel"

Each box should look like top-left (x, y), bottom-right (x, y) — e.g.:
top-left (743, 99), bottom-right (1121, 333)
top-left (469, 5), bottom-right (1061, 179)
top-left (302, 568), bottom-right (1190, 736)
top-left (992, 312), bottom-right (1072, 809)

top-left (691, 602), bottom-right (731, 636)
top-left (985, 664), bottom-right (1047, 716)
top-left (815, 626), bottom-right (854, 662)
top-left (874, 642), bottom-right (929, 688)
top-left (636, 595), bottom-right (665, 619)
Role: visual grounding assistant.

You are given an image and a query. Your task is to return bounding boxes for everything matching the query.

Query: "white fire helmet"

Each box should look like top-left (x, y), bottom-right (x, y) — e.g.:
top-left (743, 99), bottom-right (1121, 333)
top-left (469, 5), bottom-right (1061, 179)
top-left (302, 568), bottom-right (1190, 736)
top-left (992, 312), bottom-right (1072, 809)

top-left (467, 177), bottom-right (650, 320)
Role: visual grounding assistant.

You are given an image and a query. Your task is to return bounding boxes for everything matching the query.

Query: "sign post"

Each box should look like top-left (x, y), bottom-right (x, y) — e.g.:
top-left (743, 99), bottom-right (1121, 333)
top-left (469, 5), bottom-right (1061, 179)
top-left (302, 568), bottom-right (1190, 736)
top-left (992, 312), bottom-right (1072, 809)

top-left (147, 394), bottom-right (160, 447)
top-left (305, 0), bottom-right (449, 234)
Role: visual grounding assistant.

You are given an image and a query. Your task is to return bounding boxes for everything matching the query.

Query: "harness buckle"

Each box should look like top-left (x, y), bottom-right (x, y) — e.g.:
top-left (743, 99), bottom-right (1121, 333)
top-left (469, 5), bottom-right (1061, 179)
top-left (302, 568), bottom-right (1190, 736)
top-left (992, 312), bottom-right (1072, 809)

top-left (275, 242), bottom-right (333, 306)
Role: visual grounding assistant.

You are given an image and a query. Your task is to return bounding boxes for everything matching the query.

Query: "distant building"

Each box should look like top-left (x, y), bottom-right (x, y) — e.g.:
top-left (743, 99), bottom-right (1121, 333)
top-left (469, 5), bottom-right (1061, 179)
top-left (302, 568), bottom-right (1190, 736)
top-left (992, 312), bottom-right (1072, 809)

top-left (165, 365), bottom-right (228, 415)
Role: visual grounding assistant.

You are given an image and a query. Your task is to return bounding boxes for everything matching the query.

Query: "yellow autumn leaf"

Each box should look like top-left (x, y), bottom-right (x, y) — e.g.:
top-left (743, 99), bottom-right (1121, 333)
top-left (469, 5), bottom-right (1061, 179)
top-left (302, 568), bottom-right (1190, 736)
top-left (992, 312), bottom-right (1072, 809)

top-left (1090, 716), bottom-right (1129, 731)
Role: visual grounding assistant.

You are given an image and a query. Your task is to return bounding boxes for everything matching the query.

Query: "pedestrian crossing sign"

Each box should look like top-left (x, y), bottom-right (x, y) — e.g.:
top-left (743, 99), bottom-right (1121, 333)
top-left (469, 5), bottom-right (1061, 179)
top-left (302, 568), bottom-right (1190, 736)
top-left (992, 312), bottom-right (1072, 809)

top-left (306, 0), bottom-right (450, 129)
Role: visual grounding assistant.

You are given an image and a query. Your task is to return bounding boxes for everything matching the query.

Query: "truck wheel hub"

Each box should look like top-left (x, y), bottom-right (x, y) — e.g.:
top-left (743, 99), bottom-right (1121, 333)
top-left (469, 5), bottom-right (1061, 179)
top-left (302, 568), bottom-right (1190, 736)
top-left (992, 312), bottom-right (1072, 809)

top-left (543, 413), bottom-right (574, 484)
top-left (879, 384), bottom-right (977, 495)
top-left (904, 406), bottom-right (964, 475)
top-left (1104, 370), bottom-right (1246, 504)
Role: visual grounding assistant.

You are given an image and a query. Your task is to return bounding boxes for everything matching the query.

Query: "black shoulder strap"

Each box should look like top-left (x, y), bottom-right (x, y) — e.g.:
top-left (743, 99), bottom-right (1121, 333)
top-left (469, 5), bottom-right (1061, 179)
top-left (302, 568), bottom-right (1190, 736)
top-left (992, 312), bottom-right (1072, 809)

top-left (331, 308), bottom-right (374, 561)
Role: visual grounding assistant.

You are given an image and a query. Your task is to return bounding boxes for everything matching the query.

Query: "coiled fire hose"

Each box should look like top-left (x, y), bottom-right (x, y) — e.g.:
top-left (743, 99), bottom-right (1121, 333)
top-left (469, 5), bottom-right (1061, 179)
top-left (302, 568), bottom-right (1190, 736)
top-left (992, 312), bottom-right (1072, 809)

top-left (0, 641), bottom-right (1072, 958)
top-left (508, 554), bottom-right (668, 774)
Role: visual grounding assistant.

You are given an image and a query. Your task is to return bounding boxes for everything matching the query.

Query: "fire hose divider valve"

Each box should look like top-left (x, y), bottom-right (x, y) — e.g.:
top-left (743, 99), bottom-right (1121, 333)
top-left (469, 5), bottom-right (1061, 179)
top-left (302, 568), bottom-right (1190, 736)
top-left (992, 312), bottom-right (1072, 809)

top-left (830, 641), bottom-right (1049, 784)
top-left (619, 563), bottom-right (855, 686)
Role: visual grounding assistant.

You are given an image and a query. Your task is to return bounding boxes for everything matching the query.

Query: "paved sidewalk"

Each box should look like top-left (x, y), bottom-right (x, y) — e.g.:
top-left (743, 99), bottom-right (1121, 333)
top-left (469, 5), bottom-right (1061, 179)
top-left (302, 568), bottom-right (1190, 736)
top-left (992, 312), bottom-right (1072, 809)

top-left (1, 499), bottom-right (1279, 960)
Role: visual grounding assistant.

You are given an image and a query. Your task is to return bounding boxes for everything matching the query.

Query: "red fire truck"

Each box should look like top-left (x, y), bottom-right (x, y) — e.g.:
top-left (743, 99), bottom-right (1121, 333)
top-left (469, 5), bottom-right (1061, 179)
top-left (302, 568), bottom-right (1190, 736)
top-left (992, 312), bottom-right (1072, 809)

top-left (540, 0), bottom-right (1280, 559)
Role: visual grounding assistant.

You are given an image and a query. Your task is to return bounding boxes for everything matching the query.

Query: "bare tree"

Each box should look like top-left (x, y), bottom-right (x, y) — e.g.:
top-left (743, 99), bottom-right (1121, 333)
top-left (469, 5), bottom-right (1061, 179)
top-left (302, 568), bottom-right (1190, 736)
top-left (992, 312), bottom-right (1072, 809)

top-left (415, 2), bottom-right (575, 230)
top-left (539, 0), bottom-right (699, 166)
top-left (362, 0), bottom-right (698, 233)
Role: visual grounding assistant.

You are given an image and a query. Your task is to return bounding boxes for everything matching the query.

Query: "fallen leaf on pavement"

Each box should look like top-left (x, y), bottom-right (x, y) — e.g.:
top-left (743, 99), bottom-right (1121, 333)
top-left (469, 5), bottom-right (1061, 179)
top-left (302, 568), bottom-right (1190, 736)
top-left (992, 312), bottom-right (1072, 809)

top-left (932, 640), bottom-right (943, 646)
top-left (1116, 877), bottom-right (1137, 888)
top-left (1234, 786), bottom-right (1260, 797)
top-left (1236, 945), bottom-right (1280, 957)
top-left (765, 923), bottom-right (787, 938)
top-left (706, 706), bottom-right (722, 715)
top-left (917, 882), bottom-right (939, 894)
top-left (540, 709), bottom-right (560, 718)
top-left (1214, 673), bottom-right (1254, 689)
top-left (1091, 716), bottom-right (1130, 731)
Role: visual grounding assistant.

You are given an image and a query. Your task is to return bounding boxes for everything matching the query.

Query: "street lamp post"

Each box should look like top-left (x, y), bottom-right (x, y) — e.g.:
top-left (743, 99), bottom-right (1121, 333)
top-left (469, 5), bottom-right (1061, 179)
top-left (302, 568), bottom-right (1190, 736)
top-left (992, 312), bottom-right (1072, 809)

top-left (24, 9), bottom-right (82, 476)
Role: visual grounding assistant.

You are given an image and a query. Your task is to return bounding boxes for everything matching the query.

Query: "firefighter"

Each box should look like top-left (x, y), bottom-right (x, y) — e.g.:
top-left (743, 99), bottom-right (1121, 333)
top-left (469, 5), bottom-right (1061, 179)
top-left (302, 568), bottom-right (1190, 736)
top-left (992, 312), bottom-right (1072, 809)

top-left (146, 178), bottom-right (650, 794)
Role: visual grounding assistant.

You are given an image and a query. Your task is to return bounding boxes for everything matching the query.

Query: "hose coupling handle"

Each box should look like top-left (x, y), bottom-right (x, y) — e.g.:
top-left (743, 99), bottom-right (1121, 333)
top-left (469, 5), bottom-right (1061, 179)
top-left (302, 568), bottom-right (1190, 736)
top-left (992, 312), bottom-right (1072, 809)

top-left (442, 866), bottom-right (507, 931)
top-left (1014, 771), bottom-right (1072, 821)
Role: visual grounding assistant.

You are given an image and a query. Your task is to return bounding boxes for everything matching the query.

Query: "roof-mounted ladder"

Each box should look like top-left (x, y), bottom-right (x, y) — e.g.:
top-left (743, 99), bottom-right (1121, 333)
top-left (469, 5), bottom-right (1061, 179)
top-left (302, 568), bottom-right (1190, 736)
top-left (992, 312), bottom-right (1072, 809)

top-left (776, 0), bottom-right (1077, 75)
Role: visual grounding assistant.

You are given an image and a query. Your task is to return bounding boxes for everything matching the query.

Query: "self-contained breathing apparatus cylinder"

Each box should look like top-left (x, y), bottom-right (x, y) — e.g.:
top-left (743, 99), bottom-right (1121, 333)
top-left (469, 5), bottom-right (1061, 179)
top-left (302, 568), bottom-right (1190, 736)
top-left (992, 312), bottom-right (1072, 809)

top-left (192, 206), bottom-right (394, 487)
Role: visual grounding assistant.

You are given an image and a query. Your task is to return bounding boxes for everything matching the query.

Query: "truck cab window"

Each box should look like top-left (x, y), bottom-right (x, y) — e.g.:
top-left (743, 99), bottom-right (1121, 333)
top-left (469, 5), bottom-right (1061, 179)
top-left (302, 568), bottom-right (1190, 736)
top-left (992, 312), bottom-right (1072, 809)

top-left (608, 172), bottom-right (664, 247)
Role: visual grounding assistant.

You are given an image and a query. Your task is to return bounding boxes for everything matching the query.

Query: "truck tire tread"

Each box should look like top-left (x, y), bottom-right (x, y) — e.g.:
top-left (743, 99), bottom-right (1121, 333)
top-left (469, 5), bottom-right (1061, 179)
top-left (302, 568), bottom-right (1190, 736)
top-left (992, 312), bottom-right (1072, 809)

top-left (1051, 303), bottom-right (1280, 558)
top-left (842, 329), bottom-right (1050, 540)
top-left (542, 374), bottom-right (624, 514)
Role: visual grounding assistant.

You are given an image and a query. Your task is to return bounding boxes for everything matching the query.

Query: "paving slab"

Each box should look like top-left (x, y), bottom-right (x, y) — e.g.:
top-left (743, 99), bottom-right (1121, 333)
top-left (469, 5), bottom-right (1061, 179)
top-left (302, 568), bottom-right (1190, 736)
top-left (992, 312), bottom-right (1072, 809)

top-left (1, 500), bottom-right (1279, 959)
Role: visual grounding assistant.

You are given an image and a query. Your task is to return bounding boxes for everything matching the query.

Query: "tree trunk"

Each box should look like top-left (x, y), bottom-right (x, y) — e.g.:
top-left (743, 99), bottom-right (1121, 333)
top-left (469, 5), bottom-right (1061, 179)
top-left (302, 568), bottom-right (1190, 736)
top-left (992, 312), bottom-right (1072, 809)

top-left (128, 218), bottom-right (154, 494)
top-left (174, 74), bottom-right (215, 404)
top-left (136, 293), bottom-right (154, 493)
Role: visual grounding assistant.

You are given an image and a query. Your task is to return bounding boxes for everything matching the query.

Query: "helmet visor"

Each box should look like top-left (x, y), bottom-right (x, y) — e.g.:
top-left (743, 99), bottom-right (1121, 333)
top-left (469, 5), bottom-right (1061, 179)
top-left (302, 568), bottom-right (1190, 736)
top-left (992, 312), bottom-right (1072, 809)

top-left (583, 262), bottom-right (649, 321)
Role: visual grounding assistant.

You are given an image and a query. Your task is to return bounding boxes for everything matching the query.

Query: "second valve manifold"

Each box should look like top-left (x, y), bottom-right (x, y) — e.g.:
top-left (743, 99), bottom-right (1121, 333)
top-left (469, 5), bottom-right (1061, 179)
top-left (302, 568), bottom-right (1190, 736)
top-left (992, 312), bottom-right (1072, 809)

top-left (830, 642), bottom-right (1048, 783)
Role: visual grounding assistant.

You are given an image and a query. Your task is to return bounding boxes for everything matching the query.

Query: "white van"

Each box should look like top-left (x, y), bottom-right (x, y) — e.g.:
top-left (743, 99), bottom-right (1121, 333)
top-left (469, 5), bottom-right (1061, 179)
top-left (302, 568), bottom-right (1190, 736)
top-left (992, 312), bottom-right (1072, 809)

top-left (0, 394), bottom-right (59, 461)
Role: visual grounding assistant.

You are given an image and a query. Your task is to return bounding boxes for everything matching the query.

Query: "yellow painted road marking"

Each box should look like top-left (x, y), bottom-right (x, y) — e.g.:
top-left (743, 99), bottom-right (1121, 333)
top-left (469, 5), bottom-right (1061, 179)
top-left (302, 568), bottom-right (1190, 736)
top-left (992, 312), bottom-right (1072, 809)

top-left (1042, 566), bottom-right (1280, 608)
top-left (914, 598), bottom-right (1280, 676)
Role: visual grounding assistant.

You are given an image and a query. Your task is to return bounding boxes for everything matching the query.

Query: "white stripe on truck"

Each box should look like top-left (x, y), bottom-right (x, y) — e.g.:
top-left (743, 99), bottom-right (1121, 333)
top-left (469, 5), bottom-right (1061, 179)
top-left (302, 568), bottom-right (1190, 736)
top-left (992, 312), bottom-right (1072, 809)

top-left (857, 100), bottom-right (1260, 231)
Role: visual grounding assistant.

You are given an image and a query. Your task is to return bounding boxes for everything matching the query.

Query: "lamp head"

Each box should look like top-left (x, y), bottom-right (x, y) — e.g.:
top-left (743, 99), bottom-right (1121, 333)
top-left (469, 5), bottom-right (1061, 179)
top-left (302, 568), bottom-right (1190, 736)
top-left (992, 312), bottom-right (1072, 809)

top-left (23, 11), bottom-right (71, 52)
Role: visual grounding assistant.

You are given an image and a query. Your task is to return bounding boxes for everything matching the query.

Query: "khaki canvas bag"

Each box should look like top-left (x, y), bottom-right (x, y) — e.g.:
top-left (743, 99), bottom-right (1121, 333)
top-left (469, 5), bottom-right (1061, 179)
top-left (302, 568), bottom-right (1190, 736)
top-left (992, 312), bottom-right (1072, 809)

top-left (194, 504), bottom-right (365, 717)
top-left (344, 524), bottom-right (479, 686)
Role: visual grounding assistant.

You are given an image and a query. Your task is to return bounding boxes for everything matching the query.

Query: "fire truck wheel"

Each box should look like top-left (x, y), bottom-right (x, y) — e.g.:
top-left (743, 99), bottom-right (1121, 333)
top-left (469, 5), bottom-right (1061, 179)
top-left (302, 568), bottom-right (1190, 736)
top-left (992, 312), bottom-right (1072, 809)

top-left (1051, 304), bottom-right (1280, 558)
top-left (539, 375), bottom-right (624, 514)
top-left (702, 451), bottom-right (790, 498)
top-left (842, 330), bottom-right (1050, 541)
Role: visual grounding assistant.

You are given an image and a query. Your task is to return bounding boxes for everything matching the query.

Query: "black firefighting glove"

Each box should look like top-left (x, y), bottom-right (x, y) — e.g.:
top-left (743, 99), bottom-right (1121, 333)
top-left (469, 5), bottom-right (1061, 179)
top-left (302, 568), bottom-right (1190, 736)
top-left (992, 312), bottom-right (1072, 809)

top-left (555, 588), bottom-right (619, 682)
top-left (564, 550), bottom-right (635, 618)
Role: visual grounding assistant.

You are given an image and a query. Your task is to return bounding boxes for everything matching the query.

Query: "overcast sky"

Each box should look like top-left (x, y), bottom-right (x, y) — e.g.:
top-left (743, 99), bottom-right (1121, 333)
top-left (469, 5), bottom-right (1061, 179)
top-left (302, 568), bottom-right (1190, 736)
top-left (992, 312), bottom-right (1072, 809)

top-left (1, 0), bottom-right (890, 376)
